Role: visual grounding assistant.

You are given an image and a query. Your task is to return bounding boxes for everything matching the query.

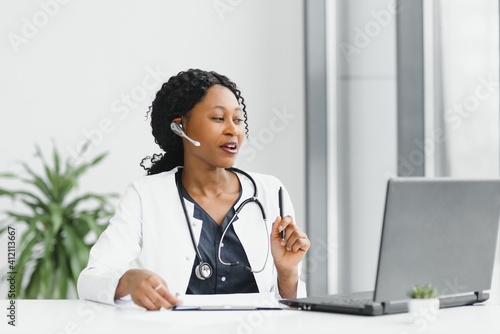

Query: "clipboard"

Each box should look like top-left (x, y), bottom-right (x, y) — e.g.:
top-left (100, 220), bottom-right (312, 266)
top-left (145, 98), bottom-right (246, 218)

top-left (173, 305), bottom-right (282, 311)
top-left (171, 292), bottom-right (283, 311)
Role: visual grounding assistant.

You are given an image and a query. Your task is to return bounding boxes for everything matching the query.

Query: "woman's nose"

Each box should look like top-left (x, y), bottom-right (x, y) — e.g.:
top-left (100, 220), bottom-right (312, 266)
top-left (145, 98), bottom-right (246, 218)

top-left (224, 120), bottom-right (240, 135)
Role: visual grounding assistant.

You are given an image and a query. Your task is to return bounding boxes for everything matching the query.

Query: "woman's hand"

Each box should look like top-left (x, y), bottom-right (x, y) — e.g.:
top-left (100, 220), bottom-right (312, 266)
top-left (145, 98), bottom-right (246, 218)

top-left (115, 269), bottom-right (182, 310)
top-left (270, 215), bottom-right (310, 298)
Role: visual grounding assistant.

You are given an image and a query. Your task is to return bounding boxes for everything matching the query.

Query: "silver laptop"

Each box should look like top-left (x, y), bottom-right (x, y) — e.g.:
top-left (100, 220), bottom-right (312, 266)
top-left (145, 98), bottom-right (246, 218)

top-left (280, 177), bottom-right (500, 315)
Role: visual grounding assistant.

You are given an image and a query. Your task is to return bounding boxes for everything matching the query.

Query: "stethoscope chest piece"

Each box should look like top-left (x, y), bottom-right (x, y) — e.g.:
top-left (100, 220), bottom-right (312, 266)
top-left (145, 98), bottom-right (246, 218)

top-left (195, 262), bottom-right (212, 280)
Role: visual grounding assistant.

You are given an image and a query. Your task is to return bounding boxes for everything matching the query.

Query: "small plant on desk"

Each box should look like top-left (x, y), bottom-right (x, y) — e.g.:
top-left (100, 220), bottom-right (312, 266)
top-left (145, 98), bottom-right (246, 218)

top-left (407, 284), bottom-right (440, 324)
top-left (408, 284), bottom-right (439, 299)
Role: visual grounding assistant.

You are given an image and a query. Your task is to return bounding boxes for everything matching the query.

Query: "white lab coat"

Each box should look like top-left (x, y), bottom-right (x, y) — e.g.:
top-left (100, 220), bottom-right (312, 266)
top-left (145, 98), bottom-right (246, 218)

top-left (77, 167), bottom-right (307, 304)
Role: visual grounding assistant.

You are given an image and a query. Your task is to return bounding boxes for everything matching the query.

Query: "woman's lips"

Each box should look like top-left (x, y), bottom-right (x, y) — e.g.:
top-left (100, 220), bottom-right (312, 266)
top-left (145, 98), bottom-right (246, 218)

top-left (220, 142), bottom-right (238, 154)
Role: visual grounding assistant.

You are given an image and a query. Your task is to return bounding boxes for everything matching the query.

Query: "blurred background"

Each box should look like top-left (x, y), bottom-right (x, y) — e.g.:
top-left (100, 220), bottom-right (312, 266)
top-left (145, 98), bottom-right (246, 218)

top-left (0, 0), bottom-right (498, 303)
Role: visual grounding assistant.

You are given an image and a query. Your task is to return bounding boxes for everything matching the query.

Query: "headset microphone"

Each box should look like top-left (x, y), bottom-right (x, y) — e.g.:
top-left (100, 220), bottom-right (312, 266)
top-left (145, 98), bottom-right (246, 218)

top-left (170, 122), bottom-right (201, 147)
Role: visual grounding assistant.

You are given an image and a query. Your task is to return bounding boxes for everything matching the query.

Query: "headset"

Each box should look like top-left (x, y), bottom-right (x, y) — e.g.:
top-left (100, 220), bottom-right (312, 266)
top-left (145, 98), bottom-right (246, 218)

top-left (170, 122), bottom-right (201, 147)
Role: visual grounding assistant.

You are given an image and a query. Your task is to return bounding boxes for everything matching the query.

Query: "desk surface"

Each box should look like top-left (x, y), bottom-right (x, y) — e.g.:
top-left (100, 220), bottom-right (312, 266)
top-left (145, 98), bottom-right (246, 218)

top-left (2, 299), bottom-right (500, 334)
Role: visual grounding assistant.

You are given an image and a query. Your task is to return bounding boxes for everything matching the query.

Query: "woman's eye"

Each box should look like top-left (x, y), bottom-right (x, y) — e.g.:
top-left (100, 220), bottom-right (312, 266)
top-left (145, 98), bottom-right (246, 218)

top-left (212, 117), bottom-right (224, 122)
top-left (234, 118), bottom-right (244, 124)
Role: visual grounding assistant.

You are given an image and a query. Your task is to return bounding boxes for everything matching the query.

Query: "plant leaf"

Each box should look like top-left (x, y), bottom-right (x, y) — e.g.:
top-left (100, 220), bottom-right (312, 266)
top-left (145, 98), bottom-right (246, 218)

top-left (57, 242), bottom-right (69, 298)
top-left (19, 161), bottom-right (53, 202)
top-left (90, 152), bottom-right (108, 167)
top-left (3, 211), bottom-right (36, 225)
top-left (4, 190), bottom-right (49, 211)
top-left (0, 187), bottom-right (16, 198)
top-left (53, 143), bottom-right (61, 176)
top-left (14, 236), bottom-right (41, 298)
top-left (25, 260), bottom-right (42, 298)
top-left (62, 225), bottom-right (86, 280)
top-left (48, 202), bottom-right (63, 235)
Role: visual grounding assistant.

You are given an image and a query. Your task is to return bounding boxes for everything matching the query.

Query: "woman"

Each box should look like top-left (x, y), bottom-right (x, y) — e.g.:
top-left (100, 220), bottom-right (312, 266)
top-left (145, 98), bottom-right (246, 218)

top-left (77, 69), bottom-right (310, 310)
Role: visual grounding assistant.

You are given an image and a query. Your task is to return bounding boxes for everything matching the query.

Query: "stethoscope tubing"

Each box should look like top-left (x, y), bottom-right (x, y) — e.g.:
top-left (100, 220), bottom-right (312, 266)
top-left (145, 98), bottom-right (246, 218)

top-left (175, 167), bottom-right (269, 279)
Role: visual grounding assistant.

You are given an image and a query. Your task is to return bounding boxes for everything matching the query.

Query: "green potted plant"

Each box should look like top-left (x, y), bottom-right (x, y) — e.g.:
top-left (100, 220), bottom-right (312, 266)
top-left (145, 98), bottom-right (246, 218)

top-left (0, 143), bottom-right (117, 299)
top-left (407, 283), bottom-right (440, 321)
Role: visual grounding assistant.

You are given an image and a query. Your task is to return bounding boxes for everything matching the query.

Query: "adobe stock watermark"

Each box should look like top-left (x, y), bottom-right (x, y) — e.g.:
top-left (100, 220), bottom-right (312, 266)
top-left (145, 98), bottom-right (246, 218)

top-left (440, 278), bottom-right (468, 299)
top-left (222, 294), bottom-right (280, 334)
top-left (213, 0), bottom-right (243, 21)
top-left (66, 65), bottom-right (170, 164)
top-left (238, 106), bottom-right (296, 163)
top-left (401, 278), bottom-right (467, 334)
top-left (339, 0), bottom-right (402, 62)
top-left (407, 299), bottom-right (440, 333)
top-left (6, 227), bottom-right (17, 327)
top-left (305, 237), bottom-right (338, 276)
top-left (46, 275), bottom-right (119, 334)
top-left (7, 0), bottom-right (72, 54)
top-left (390, 74), bottom-right (499, 178)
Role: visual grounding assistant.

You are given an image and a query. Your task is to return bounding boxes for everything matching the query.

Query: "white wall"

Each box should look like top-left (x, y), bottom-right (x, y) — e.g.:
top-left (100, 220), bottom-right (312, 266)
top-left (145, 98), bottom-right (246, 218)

top-left (0, 0), bottom-right (305, 298)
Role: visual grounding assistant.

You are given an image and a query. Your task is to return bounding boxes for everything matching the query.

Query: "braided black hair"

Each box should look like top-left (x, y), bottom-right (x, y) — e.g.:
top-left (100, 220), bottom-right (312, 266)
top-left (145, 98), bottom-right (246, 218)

top-left (140, 69), bottom-right (249, 175)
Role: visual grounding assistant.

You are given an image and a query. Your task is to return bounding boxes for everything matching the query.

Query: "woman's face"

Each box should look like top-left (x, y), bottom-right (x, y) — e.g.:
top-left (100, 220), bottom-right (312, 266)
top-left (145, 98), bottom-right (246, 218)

top-left (181, 84), bottom-right (245, 169)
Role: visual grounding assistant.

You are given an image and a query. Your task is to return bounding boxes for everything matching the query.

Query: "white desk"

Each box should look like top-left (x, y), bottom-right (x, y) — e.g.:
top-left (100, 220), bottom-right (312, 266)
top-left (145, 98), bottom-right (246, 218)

top-left (1, 299), bottom-right (500, 334)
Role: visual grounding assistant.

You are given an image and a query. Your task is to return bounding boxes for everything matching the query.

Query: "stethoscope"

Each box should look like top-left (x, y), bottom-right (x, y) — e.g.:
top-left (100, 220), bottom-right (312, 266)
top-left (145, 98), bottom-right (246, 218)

top-left (175, 167), bottom-right (269, 280)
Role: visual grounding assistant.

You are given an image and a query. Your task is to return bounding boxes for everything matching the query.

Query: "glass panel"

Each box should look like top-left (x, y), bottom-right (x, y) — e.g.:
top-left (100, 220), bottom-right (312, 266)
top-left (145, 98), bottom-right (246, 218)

top-left (432, 0), bottom-right (499, 177)
top-left (426, 0), bottom-right (499, 303)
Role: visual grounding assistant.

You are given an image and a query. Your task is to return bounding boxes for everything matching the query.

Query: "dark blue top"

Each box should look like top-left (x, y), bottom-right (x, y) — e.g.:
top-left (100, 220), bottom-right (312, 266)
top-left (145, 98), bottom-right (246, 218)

top-left (180, 182), bottom-right (259, 294)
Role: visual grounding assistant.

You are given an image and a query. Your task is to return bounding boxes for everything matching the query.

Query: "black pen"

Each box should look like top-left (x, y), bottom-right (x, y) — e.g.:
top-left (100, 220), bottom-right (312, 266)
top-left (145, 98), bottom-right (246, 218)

top-left (278, 187), bottom-right (285, 240)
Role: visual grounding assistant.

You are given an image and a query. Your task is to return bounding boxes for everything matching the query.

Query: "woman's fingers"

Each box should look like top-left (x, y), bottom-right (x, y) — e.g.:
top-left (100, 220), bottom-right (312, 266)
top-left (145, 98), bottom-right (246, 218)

top-left (128, 272), bottom-right (181, 310)
top-left (278, 216), bottom-right (293, 239)
top-left (137, 286), bottom-right (180, 310)
top-left (291, 234), bottom-right (310, 252)
top-left (281, 221), bottom-right (310, 253)
top-left (140, 293), bottom-right (159, 310)
top-left (155, 282), bottom-right (182, 309)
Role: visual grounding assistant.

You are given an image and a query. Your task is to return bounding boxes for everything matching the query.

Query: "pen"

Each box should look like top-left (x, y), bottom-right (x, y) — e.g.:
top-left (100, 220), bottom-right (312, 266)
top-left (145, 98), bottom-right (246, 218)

top-left (278, 187), bottom-right (285, 240)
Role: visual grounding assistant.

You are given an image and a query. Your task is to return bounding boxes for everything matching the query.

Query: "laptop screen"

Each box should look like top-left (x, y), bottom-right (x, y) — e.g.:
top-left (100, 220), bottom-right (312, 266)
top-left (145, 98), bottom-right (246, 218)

top-left (373, 178), bottom-right (500, 303)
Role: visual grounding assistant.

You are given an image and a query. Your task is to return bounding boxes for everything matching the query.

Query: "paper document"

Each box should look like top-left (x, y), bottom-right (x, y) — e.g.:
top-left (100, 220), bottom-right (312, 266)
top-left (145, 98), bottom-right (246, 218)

top-left (173, 292), bottom-right (282, 311)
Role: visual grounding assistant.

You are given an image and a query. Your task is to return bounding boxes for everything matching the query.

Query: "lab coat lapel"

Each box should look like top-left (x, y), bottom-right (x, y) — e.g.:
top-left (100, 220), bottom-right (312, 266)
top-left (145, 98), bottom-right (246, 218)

top-left (161, 170), bottom-right (203, 295)
top-left (184, 200), bottom-right (203, 243)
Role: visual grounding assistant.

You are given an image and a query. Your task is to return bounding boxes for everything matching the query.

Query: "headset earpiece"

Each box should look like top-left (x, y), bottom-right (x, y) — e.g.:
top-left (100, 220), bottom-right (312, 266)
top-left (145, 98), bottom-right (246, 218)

top-left (170, 122), bottom-right (184, 135)
top-left (170, 122), bottom-right (201, 146)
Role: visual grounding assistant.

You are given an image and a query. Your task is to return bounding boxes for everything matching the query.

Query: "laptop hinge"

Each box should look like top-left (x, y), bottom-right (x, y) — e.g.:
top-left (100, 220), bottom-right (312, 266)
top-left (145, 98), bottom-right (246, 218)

top-left (381, 302), bottom-right (390, 314)
top-left (380, 301), bottom-right (407, 314)
top-left (475, 291), bottom-right (489, 303)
